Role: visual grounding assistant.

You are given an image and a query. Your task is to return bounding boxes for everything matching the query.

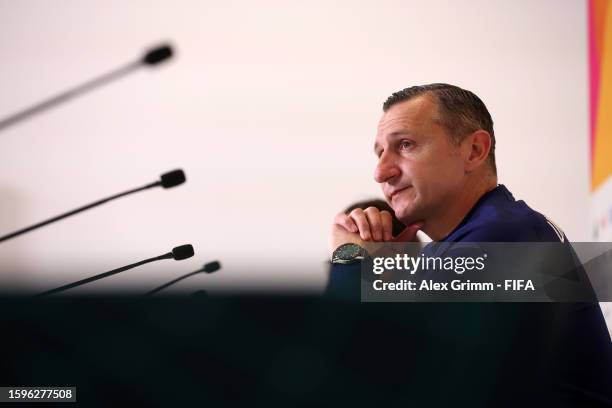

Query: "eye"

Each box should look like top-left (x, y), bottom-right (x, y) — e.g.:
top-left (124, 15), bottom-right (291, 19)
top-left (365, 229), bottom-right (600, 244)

top-left (399, 140), bottom-right (414, 150)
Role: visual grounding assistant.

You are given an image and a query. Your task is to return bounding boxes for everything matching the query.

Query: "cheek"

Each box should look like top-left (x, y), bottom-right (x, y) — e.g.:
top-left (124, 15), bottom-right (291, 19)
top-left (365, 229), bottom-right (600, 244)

top-left (399, 147), bottom-right (461, 189)
top-left (431, 150), bottom-right (463, 177)
top-left (413, 159), bottom-right (460, 197)
top-left (410, 162), bottom-right (440, 189)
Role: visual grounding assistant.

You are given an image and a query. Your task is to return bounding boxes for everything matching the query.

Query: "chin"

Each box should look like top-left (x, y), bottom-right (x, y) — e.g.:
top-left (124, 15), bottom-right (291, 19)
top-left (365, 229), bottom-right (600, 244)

top-left (392, 205), bottom-right (414, 224)
top-left (393, 201), bottom-right (424, 225)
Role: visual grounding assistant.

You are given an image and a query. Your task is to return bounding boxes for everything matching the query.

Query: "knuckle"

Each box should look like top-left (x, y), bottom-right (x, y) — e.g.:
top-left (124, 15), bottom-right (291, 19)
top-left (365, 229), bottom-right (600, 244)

top-left (349, 208), bottom-right (364, 216)
top-left (381, 212), bottom-right (392, 225)
top-left (333, 213), bottom-right (348, 224)
top-left (364, 206), bottom-right (379, 214)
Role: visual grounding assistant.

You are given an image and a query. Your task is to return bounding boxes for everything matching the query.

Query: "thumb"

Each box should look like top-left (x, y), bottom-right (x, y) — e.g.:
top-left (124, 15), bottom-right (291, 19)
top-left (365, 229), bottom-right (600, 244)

top-left (392, 222), bottom-right (424, 242)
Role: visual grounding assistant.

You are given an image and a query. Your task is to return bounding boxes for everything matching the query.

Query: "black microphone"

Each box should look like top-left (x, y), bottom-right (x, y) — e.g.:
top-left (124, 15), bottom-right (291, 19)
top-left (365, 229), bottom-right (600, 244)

top-left (0, 43), bottom-right (174, 132)
top-left (0, 169), bottom-right (186, 244)
top-left (159, 169), bottom-right (186, 188)
top-left (36, 244), bottom-right (194, 297)
top-left (144, 260), bottom-right (221, 296)
top-left (142, 45), bottom-right (173, 65)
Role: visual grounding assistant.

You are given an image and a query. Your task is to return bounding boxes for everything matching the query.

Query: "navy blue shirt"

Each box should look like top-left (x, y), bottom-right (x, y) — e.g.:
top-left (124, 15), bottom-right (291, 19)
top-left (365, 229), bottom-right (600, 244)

top-left (438, 184), bottom-right (565, 243)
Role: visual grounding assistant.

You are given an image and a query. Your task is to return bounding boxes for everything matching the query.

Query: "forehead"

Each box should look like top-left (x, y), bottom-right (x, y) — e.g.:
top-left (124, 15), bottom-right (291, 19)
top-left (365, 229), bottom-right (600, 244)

top-left (377, 94), bottom-right (437, 138)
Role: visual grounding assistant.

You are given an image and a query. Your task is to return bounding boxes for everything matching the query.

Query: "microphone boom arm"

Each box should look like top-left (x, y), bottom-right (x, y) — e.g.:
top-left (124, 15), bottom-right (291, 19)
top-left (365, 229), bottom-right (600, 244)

top-left (35, 252), bottom-right (172, 297)
top-left (0, 182), bottom-right (158, 244)
top-left (0, 43), bottom-right (173, 133)
top-left (0, 61), bottom-right (141, 132)
top-left (144, 270), bottom-right (202, 296)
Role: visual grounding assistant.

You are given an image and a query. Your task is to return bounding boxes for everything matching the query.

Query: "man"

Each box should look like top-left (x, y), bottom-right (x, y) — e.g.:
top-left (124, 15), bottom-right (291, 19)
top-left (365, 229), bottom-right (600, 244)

top-left (327, 84), bottom-right (611, 405)
top-left (328, 84), bottom-right (573, 290)
top-left (331, 83), bottom-right (562, 255)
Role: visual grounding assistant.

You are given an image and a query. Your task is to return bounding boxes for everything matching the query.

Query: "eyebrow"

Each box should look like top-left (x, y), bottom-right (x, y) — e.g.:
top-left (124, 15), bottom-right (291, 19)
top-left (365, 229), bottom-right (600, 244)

top-left (373, 131), bottom-right (414, 154)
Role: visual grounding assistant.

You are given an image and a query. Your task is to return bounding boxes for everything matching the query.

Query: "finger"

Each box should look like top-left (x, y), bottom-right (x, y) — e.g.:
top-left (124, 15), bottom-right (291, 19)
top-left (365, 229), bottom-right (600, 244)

top-left (380, 210), bottom-right (393, 241)
top-left (333, 212), bottom-right (358, 233)
top-left (364, 207), bottom-right (383, 241)
top-left (349, 208), bottom-right (372, 241)
top-left (392, 222), bottom-right (424, 242)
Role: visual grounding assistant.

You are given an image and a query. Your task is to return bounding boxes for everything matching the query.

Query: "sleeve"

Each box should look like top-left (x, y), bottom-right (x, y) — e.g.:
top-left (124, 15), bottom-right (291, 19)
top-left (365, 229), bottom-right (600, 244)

top-left (325, 261), bottom-right (362, 300)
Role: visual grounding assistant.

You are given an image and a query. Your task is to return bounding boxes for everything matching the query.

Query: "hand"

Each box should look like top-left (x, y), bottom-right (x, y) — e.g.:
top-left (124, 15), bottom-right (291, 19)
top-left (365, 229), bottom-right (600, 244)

top-left (329, 213), bottom-right (366, 258)
top-left (329, 206), bottom-right (424, 256)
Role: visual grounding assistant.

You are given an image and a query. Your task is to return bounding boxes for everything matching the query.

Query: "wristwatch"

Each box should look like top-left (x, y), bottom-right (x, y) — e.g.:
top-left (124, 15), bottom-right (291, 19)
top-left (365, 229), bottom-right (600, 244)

top-left (331, 243), bottom-right (368, 264)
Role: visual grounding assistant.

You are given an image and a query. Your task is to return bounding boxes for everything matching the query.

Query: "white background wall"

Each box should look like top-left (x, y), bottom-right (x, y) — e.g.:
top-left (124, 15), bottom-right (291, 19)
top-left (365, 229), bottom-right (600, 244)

top-left (0, 0), bottom-right (590, 293)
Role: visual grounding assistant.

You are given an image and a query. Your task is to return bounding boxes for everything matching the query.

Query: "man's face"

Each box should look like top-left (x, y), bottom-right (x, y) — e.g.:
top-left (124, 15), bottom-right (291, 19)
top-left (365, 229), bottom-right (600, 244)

top-left (374, 95), bottom-right (467, 225)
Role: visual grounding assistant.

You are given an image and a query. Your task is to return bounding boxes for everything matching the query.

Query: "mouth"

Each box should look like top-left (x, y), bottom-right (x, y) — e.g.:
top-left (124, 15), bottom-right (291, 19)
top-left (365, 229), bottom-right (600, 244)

top-left (389, 186), bottom-right (411, 201)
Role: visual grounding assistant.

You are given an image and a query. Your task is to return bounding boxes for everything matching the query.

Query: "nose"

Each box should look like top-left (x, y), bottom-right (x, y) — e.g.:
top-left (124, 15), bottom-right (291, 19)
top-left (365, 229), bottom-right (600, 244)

top-left (374, 152), bottom-right (401, 184)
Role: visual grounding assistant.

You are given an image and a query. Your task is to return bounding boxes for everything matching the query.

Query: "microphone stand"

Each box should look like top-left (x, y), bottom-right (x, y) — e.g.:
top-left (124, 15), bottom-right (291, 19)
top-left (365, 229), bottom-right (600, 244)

top-left (144, 270), bottom-right (204, 296)
top-left (35, 252), bottom-right (174, 297)
top-left (0, 61), bottom-right (139, 132)
top-left (0, 168), bottom-right (184, 244)
top-left (144, 261), bottom-right (221, 296)
top-left (0, 44), bottom-right (173, 133)
top-left (0, 182), bottom-right (157, 244)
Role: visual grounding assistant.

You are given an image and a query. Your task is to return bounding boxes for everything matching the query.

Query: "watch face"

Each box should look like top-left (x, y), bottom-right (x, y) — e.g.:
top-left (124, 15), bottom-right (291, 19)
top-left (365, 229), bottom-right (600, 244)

top-left (337, 244), bottom-right (361, 261)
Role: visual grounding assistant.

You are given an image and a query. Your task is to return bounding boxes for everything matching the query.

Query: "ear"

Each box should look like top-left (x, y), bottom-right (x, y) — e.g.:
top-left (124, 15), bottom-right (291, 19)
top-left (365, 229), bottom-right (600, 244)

top-left (463, 130), bottom-right (492, 173)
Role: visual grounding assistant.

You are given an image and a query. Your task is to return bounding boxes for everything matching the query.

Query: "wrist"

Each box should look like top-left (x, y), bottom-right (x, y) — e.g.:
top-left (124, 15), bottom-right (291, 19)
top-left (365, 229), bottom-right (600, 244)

top-left (331, 243), bottom-right (369, 264)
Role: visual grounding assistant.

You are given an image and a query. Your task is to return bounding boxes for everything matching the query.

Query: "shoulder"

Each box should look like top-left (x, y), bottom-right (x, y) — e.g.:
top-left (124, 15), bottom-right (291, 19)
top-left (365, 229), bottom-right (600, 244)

top-left (451, 200), bottom-right (566, 243)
